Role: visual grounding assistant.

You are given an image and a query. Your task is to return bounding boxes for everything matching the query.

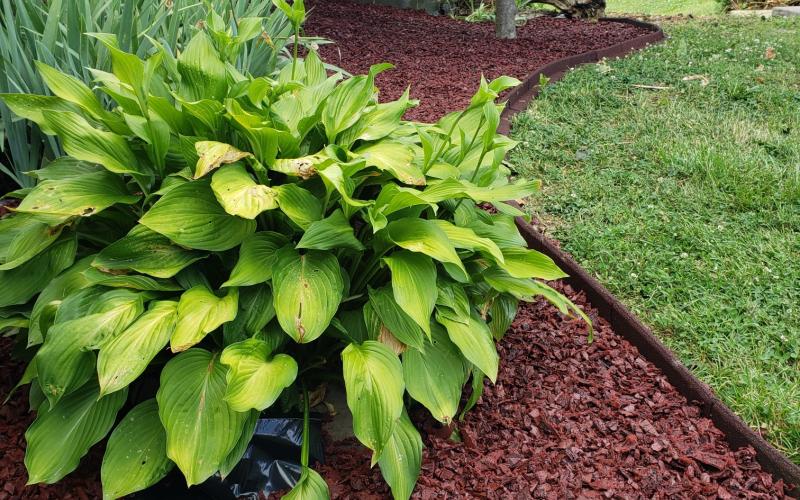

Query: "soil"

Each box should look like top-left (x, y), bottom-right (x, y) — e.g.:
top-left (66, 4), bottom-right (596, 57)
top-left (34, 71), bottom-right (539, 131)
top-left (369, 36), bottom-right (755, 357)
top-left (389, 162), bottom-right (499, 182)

top-left (0, 3), bottom-right (792, 499)
top-left (305, 0), bottom-right (651, 123)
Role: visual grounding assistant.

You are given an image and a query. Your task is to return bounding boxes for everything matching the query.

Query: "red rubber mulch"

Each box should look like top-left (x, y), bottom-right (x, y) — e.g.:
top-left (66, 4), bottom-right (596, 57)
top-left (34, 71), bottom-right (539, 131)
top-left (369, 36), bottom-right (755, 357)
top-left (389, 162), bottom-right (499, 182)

top-left (305, 0), bottom-right (651, 122)
top-left (316, 283), bottom-right (792, 499)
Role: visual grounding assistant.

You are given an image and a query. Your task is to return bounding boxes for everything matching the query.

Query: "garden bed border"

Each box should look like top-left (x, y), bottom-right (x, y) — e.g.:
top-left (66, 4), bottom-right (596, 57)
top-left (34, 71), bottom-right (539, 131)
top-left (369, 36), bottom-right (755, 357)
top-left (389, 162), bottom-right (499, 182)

top-left (499, 18), bottom-right (800, 493)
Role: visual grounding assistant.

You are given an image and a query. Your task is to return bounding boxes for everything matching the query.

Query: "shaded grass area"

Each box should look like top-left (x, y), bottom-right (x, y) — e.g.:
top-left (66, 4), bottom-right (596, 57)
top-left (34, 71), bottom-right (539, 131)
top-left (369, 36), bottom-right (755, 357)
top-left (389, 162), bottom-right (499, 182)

top-left (510, 17), bottom-right (800, 462)
top-left (606, 0), bottom-right (722, 16)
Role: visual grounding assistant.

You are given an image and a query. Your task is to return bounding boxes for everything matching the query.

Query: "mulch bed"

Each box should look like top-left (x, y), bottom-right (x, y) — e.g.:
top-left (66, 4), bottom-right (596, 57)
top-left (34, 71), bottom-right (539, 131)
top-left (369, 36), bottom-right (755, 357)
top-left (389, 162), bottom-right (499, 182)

top-left (0, 3), bottom-right (793, 499)
top-left (316, 284), bottom-right (791, 498)
top-left (305, 0), bottom-right (651, 122)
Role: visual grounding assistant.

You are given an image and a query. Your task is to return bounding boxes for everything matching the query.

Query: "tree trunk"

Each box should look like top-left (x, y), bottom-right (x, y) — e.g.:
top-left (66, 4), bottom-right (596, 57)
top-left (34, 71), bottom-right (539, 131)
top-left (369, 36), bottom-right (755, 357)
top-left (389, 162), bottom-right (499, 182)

top-left (495, 0), bottom-right (517, 39)
top-left (536, 0), bottom-right (606, 18)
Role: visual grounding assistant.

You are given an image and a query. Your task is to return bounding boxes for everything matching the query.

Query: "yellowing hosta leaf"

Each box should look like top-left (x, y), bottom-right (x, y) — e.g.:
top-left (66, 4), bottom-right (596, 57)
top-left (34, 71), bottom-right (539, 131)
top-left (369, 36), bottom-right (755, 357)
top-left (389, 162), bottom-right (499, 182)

top-left (0, 235), bottom-right (77, 308)
top-left (37, 289), bottom-right (146, 405)
top-left (25, 382), bottom-right (127, 485)
top-left (194, 141), bottom-right (253, 179)
top-left (384, 251), bottom-right (437, 336)
top-left (156, 349), bottom-right (248, 486)
top-left (272, 155), bottom-right (321, 179)
top-left (98, 301), bottom-right (178, 396)
top-left (498, 247), bottom-right (567, 280)
top-left (41, 110), bottom-right (141, 175)
top-left (430, 220), bottom-right (504, 264)
top-left (170, 286), bottom-right (238, 352)
top-left (342, 341), bottom-right (404, 465)
top-left (284, 467), bottom-right (330, 500)
top-left (140, 179), bottom-right (256, 252)
top-left (272, 248), bottom-right (344, 344)
top-left (223, 232), bottom-right (289, 287)
top-left (403, 326), bottom-right (466, 424)
top-left (387, 219), bottom-right (465, 273)
top-left (211, 164), bottom-right (278, 219)
top-left (297, 209), bottom-right (364, 251)
top-left (436, 312), bottom-right (499, 383)
top-left (355, 142), bottom-right (424, 186)
top-left (101, 399), bottom-right (174, 499)
top-left (15, 170), bottom-right (139, 218)
top-left (220, 338), bottom-right (298, 411)
top-left (377, 411), bottom-right (423, 500)
top-left (93, 225), bottom-right (207, 279)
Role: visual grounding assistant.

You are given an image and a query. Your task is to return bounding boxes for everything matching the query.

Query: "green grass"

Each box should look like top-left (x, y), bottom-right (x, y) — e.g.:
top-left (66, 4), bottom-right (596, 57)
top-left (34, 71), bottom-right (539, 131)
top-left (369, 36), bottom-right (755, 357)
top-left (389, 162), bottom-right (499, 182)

top-left (606, 0), bottom-right (722, 16)
top-left (510, 17), bottom-right (800, 462)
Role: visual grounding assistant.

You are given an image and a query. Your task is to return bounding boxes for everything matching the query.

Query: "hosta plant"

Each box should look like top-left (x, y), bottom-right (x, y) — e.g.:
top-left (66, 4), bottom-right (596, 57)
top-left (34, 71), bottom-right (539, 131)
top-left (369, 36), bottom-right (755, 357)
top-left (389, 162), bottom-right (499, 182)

top-left (0, 10), bottom-right (588, 500)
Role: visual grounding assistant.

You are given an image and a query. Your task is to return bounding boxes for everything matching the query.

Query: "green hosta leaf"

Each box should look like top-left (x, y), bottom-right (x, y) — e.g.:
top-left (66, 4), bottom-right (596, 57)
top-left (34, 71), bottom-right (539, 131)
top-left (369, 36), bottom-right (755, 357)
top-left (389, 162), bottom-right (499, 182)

top-left (497, 248), bottom-right (567, 280)
top-left (435, 281), bottom-right (471, 320)
top-left (140, 179), bottom-right (256, 251)
top-left (224, 232), bottom-right (289, 287)
top-left (322, 63), bottom-right (392, 142)
top-left (339, 88), bottom-right (416, 146)
top-left (0, 235), bottom-right (77, 308)
top-left (436, 312), bottom-right (499, 384)
top-left (178, 32), bottom-right (228, 101)
top-left (297, 209), bottom-right (364, 251)
top-left (0, 214), bottom-right (64, 271)
top-left (223, 284), bottom-right (276, 345)
top-left (284, 467), bottom-right (330, 500)
top-left (384, 251), bottom-right (437, 336)
top-left (387, 219), bottom-right (464, 273)
top-left (219, 410), bottom-right (259, 479)
top-left (15, 170), bottom-right (139, 218)
top-left (41, 110), bottom-right (140, 175)
top-left (469, 215), bottom-right (526, 248)
top-left (317, 163), bottom-right (371, 209)
top-left (342, 341), bottom-right (404, 465)
top-left (274, 183), bottom-right (323, 230)
top-left (220, 338), bottom-right (298, 412)
top-left (222, 231), bottom-right (289, 287)
top-left (421, 178), bottom-right (540, 204)
top-left (97, 301), bottom-right (178, 396)
top-left (101, 399), bottom-right (174, 499)
top-left (378, 411), bottom-right (423, 500)
top-left (83, 268), bottom-right (181, 292)
top-left (36, 61), bottom-right (106, 118)
top-left (28, 157), bottom-right (103, 181)
top-left (403, 325), bottom-right (466, 424)
top-left (488, 294), bottom-right (518, 341)
top-left (93, 225), bottom-right (207, 279)
top-left (367, 184), bottom-right (436, 232)
top-left (430, 220), bottom-right (505, 263)
top-left (25, 382), bottom-right (127, 485)
top-left (170, 286), bottom-right (238, 352)
top-left (356, 142), bottom-right (423, 186)
top-left (194, 141), bottom-right (253, 179)
top-left (0, 94), bottom-right (77, 134)
top-left (368, 287), bottom-right (426, 352)
top-left (211, 164), bottom-right (277, 219)
top-left (156, 349), bottom-right (249, 486)
top-left (37, 289), bottom-right (146, 405)
top-left (27, 256), bottom-right (94, 346)
top-left (272, 248), bottom-right (344, 344)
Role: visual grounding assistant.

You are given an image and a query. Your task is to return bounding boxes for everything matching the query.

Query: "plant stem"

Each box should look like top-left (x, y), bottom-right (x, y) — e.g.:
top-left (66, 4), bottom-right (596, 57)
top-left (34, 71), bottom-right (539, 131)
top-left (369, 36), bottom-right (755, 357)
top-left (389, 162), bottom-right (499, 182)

top-left (301, 384), bottom-right (310, 468)
top-left (291, 24), bottom-right (299, 80)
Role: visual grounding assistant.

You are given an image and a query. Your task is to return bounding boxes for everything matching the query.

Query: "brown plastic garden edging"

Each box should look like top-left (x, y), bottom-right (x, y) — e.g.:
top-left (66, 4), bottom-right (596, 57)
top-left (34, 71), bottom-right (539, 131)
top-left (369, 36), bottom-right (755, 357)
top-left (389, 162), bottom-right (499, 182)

top-left (499, 18), bottom-right (800, 494)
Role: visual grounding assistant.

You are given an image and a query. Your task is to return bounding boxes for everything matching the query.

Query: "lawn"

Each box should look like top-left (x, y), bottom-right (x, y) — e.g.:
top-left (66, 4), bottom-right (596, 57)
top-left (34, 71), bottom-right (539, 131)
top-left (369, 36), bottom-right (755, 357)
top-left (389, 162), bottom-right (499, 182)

top-left (606, 0), bottom-right (722, 16)
top-left (510, 17), bottom-right (800, 462)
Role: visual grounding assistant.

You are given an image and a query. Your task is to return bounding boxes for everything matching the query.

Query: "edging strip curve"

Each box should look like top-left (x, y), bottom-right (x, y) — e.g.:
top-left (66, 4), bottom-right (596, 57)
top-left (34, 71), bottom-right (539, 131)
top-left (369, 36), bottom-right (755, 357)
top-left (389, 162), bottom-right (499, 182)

top-left (499, 18), bottom-right (800, 494)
